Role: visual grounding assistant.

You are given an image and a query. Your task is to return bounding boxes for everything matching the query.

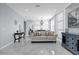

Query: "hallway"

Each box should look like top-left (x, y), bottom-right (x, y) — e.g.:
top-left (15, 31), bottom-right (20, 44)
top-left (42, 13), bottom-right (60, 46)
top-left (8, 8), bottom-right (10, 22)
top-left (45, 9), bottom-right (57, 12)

top-left (0, 3), bottom-right (78, 55)
top-left (0, 37), bottom-right (72, 55)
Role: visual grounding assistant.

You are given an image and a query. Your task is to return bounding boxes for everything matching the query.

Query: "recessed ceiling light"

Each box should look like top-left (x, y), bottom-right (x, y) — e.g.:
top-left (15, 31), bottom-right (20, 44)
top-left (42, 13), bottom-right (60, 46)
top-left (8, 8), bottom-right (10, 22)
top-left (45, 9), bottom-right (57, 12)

top-left (35, 5), bottom-right (40, 7)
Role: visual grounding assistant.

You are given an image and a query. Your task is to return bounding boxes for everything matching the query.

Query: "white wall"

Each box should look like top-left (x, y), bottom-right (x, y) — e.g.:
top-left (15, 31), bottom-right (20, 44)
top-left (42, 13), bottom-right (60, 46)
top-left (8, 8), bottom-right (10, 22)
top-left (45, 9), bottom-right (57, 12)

top-left (0, 4), bottom-right (24, 48)
top-left (52, 11), bottom-right (65, 43)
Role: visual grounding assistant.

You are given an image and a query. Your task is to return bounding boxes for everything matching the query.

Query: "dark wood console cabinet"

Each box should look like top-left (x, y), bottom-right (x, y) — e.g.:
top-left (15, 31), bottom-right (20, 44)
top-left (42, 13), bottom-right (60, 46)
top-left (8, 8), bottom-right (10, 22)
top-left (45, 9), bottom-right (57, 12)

top-left (62, 33), bottom-right (79, 55)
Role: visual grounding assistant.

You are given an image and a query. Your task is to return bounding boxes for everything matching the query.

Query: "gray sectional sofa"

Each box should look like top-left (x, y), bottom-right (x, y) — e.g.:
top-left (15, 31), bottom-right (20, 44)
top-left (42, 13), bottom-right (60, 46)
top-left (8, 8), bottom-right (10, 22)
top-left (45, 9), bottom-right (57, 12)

top-left (30, 30), bottom-right (58, 43)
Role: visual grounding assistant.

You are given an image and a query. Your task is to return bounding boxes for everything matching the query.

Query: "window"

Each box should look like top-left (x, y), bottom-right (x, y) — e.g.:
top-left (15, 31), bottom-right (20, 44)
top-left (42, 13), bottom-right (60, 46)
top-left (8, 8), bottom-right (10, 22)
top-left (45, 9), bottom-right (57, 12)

top-left (51, 18), bottom-right (55, 31)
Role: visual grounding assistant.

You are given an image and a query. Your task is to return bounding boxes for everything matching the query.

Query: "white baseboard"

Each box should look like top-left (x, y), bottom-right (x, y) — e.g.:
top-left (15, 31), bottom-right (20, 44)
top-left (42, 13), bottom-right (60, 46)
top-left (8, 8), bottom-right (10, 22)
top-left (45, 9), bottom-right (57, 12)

top-left (0, 41), bottom-right (13, 50)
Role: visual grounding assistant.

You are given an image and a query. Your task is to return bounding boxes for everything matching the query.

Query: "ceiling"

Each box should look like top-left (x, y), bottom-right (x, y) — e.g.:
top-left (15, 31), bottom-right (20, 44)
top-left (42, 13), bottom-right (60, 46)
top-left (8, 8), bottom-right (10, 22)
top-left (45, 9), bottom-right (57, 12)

top-left (6, 3), bottom-right (70, 21)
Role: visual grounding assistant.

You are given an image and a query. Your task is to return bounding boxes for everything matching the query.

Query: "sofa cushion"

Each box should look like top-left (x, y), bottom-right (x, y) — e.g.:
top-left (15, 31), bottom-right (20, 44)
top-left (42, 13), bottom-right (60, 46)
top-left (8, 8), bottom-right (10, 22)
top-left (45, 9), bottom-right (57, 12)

top-left (32, 30), bottom-right (56, 36)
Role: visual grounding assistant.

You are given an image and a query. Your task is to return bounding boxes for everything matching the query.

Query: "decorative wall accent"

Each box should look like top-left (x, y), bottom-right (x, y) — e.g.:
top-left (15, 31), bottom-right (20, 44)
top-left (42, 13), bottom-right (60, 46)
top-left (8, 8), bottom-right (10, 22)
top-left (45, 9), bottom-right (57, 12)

top-left (68, 7), bottom-right (79, 28)
top-left (40, 20), bottom-right (44, 30)
top-left (40, 20), bottom-right (44, 26)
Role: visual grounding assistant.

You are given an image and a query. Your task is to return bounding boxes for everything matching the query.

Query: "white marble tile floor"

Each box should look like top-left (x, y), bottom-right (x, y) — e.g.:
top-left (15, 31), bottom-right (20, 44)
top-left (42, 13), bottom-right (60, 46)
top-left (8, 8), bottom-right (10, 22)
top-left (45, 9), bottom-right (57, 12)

top-left (0, 37), bottom-right (73, 55)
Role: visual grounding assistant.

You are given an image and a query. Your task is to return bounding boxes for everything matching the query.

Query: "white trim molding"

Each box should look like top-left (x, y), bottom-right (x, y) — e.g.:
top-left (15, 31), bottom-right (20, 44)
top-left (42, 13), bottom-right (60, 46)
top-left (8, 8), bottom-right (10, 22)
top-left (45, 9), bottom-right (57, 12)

top-left (0, 41), bottom-right (13, 50)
